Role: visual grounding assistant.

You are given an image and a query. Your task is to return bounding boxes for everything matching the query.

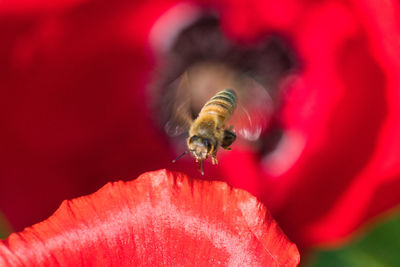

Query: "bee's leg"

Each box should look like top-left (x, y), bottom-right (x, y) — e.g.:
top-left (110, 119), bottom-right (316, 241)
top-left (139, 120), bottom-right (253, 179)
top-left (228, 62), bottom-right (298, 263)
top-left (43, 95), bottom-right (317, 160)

top-left (211, 152), bottom-right (218, 165)
top-left (221, 128), bottom-right (236, 150)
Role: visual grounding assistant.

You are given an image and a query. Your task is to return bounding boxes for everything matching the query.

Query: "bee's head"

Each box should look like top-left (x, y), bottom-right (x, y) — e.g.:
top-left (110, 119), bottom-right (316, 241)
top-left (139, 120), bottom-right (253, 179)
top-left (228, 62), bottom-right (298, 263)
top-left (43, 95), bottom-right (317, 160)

top-left (187, 135), bottom-right (214, 160)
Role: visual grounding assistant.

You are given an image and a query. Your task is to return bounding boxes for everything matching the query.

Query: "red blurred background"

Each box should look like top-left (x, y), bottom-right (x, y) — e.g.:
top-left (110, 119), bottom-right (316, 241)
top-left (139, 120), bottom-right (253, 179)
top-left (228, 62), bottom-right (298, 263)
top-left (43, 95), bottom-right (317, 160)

top-left (1, 0), bottom-right (400, 254)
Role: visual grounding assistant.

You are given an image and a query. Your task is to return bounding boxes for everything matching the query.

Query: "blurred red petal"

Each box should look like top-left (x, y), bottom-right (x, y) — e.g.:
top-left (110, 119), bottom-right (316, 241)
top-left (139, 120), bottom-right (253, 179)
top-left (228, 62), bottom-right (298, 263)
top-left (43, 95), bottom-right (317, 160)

top-left (216, 0), bottom-right (400, 248)
top-left (0, 0), bottom-right (176, 231)
top-left (0, 169), bottom-right (300, 266)
top-left (269, 0), bottom-right (400, 246)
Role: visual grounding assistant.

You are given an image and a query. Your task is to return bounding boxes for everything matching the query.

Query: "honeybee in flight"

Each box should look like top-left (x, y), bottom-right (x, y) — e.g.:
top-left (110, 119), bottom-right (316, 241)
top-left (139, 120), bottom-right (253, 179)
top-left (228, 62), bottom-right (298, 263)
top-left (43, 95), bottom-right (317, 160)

top-left (173, 89), bottom-right (238, 174)
top-left (162, 61), bottom-right (274, 175)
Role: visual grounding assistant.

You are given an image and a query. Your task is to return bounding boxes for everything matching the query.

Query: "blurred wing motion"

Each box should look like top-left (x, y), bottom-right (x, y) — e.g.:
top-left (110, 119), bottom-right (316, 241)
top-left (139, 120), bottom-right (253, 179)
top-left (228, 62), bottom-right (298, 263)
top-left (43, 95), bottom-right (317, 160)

top-left (163, 72), bottom-right (193, 137)
top-left (163, 61), bottom-right (274, 141)
top-left (230, 76), bottom-right (274, 141)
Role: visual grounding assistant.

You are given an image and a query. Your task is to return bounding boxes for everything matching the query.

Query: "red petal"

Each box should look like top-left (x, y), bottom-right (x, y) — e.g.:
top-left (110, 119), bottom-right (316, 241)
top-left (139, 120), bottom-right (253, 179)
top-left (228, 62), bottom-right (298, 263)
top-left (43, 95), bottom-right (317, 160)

top-left (0, 170), bottom-right (299, 266)
top-left (216, 0), bottom-right (400, 247)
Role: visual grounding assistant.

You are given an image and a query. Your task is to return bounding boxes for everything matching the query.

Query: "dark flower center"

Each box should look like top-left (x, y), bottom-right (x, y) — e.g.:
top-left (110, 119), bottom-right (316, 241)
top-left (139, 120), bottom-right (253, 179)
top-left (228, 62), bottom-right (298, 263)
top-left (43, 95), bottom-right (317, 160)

top-left (151, 15), bottom-right (298, 158)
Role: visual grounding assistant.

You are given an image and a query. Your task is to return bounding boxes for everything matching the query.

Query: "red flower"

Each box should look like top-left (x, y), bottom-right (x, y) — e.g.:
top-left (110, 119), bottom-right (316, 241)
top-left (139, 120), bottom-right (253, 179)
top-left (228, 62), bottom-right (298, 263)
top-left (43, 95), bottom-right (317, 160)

top-left (0, 170), bottom-right (300, 266)
top-left (0, 0), bottom-right (399, 253)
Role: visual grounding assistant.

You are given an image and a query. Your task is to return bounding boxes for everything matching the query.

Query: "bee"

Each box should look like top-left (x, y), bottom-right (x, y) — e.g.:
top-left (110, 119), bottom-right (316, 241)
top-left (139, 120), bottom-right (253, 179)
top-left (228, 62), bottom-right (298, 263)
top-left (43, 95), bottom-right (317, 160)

top-left (173, 89), bottom-right (237, 174)
top-left (162, 61), bottom-right (274, 175)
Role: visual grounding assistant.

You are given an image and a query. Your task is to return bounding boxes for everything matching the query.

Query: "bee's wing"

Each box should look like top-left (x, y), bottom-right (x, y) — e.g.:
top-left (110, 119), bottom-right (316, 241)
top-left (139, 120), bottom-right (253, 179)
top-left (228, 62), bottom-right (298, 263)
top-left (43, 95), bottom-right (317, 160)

top-left (229, 76), bottom-right (274, 141)
top-left (163, 72), bottom-right (193, 137)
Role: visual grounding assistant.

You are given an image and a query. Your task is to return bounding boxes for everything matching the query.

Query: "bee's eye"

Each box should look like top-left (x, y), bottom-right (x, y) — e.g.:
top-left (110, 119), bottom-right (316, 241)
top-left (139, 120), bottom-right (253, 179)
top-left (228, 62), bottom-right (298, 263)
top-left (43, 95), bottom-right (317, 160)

top-left (189, 135), bottom-right (199, 143)
top-left (203, 139), bottom-right (212, 151)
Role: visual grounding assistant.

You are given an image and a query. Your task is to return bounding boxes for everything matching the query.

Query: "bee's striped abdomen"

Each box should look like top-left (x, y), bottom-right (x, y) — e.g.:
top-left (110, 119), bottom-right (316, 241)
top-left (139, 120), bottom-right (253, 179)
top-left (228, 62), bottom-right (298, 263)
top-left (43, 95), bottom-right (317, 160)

top-left (199, 89), bottom-right (237, 123)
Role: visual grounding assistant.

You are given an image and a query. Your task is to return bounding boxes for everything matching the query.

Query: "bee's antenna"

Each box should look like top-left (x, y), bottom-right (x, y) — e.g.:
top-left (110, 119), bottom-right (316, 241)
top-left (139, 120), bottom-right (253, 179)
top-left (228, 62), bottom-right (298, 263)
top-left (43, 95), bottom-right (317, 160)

top-left (200, 160), bottom-right (204, 175)
top-left (172, 151), bottom-right (188, 163)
